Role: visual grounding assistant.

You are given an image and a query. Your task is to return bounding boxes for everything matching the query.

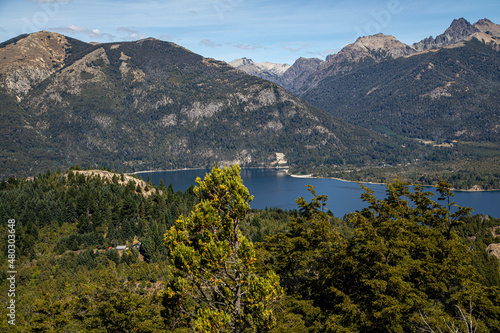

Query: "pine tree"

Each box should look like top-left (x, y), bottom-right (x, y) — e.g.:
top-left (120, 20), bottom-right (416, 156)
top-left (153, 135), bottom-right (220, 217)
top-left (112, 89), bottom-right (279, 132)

top-left (162, 165), bottom-right (281, 332)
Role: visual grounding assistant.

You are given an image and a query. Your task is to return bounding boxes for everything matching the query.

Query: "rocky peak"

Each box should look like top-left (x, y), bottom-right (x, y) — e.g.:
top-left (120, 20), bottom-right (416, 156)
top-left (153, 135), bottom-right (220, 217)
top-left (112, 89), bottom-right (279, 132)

top-left (0, 31), bottom-right (71, 66)
top-left (473, 18), bottom-right (500, 37)
top-left (287, 57), bottom-right (324, 74)
top-left (326, 33), bottom-right (415, 64)
top-left (257, 61), bottom-right (290, 76)
top-left (228, 57), bottom-right (255, 67)
top-left (228, 58), bottom-right (290, 79)
top-left (0, 31), bottom-right (82, 95)
top-left (0, 31), bottom-right (70, 70)
top-left (413, 18), bottom-right (480, 51)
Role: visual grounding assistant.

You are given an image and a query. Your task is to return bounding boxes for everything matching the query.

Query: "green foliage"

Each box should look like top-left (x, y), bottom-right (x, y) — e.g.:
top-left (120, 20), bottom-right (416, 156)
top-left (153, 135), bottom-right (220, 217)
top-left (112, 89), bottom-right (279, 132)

top-left (0, 166), bottom-right (200, 331)
top-left (0, 166), bottom-right (498, 332)
top-left (162, 165), bottom-right (282, 332)
top-left (261, 180), bottom-right (500, 332)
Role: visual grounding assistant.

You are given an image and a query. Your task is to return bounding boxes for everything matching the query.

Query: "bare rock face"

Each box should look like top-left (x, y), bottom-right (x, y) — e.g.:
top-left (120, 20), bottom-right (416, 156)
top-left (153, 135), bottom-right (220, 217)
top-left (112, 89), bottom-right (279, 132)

top-left (228, 58), bottom-right (290, 82)
top-left (413, 18), bottom-right (480, 51)
top-left (229, 58), bottom-right (261, 75)
top-left (327, 33), bottom-right (415, 62)
top-left (486, 243), bottom-right (500, 264)
top-left (277, 57), bottom-right (324, 94)
top-left (473, 18), bottom-right (500, 37)
top-left (300, 34), bottom-right (415, 93)
top-left (0, 31), bottom-right (71, 95)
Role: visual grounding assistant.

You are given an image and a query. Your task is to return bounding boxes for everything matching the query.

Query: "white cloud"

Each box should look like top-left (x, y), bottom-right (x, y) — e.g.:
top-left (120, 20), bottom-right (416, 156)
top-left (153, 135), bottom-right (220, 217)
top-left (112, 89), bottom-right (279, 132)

top-left (199, 39), bottom-right (222, 48)
top-left (52, 24), bottom-right (115, 40)
top-left (117, 27), bottom-right (146, 40)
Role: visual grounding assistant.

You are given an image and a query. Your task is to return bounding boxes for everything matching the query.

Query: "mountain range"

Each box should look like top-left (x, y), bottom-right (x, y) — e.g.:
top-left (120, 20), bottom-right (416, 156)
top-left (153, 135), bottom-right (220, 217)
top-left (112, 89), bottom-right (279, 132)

top-left (0, 31), bottom-right (416, 179)
top-left (231, 18), bottom-right (500, 95)
top-left (0, 18), bottom-right (499, 189)
top-left (230, 18), bottom-right (500, 143)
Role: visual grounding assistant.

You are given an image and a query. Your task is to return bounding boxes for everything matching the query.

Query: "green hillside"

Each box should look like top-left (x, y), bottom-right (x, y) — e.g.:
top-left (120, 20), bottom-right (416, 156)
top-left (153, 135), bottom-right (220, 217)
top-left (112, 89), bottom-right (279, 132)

top-left (0, 32), bottom-right (423, 179)
top-left (302, 39), bottom-right (500, 143)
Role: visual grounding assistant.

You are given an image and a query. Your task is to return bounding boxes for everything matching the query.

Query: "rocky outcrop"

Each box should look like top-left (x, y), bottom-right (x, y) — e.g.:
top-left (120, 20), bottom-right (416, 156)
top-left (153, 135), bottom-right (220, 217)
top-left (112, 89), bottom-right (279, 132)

top-left (486, 243), bottom-right (500, 263)
top-left (228, 58), bottom-right (290, 82)
top-left (413, 18), bottom-right (480, 51)
top-left (473, 18), bottom-right (500, 37)
top-left (277, 57), bottom-right (324, 94)
top-left (327, 33), bottom-right (416, 62)
top-left (299, 34), bottom-right (416, 93)
top-left (0, 31), bottom-right (72, 95)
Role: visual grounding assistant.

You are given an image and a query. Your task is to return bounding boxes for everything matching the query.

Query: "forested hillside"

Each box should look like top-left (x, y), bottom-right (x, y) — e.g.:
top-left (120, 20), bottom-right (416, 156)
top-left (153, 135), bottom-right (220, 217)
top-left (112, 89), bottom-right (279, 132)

top-left (0, 31), bottom-right (420, 180)
top-left (0, 166), bottom-right (498, 331)
top-left (301, 38), bottom-right (500, 143)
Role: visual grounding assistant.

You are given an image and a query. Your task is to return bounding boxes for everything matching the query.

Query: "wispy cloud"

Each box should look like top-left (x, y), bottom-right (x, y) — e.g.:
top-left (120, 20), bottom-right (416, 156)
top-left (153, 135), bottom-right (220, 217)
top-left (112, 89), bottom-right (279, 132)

top-left (52, 24), bottom-right (115, 40)
top-left (117, 27), bottom-right (146, 40)
top-left (283, 44), bottom-right (312, 53)
top-left (200, 39), bottom-right (222, 48)
top-left (283, 46), bottom-right (301, 52)
top-left (233, 43), bottom-right (265, 50)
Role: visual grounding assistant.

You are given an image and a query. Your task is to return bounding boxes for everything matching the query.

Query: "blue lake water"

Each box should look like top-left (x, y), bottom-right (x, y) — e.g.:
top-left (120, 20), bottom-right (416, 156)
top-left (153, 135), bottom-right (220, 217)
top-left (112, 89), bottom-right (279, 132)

top-left (136, 168), bottom-right (500, 218)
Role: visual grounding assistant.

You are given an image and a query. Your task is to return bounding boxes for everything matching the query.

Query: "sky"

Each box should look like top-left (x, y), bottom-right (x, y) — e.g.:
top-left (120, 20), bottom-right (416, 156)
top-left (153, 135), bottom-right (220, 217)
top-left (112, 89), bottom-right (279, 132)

top-left (1, 0), bottom-right (499, 65)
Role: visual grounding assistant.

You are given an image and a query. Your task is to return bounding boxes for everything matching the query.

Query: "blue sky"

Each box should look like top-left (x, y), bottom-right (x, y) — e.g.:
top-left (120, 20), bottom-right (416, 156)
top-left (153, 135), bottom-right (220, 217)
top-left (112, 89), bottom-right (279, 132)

top-left (1, 0), bottom-right (499, 64)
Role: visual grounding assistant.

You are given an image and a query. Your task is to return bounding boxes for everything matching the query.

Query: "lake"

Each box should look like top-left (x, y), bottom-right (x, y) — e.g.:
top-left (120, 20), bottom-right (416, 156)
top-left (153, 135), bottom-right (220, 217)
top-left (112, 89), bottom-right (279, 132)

top-left (136, 168), bottom-right (500, 218)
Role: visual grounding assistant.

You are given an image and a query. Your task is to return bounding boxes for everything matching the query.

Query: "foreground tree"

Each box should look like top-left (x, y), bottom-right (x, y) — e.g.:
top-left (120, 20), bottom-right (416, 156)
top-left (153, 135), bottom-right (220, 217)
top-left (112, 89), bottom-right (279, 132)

top-left (323, 179), bottom-right (500, 332)
top-left (261, 179), bottom-right (500, 332)
top-left (162, 165), bottom-right (281, 332)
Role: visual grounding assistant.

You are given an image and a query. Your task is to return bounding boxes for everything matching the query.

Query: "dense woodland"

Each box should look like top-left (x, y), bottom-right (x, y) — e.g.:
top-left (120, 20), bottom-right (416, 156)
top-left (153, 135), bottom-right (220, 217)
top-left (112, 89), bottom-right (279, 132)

top-left (0, 165), bottom-right (499, 332)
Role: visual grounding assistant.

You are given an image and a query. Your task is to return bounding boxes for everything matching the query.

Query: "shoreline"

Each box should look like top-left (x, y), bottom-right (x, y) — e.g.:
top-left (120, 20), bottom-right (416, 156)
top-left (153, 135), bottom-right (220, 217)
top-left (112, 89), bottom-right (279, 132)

top-left (286, 170), bottom-right (386, 186)
top-left (131, 167), bottom-right (208, 175)
top-left (128, 167), bottom-right (499, 193)
top-left (130, 166), bottom-right (288, 175)
top-left (284, 170), bottom-right (500, 192)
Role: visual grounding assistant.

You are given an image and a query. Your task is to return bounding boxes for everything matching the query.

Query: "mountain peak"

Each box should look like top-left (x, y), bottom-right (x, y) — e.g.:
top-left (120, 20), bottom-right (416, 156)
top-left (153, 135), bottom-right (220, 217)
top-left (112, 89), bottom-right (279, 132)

top-left (0, 31), bottom-right (77, 95)
top-left (354, 33), bottom-right (409, 51)
top-left (229, 58), bottom-right (255, 67)
top-left (413, 17), bottom-right (479, 51)
top-left (473, 18), bottom-right (500, 37)
top-left (325, 33), bottom-right (414, 64)
top-left (228, 58), bottom-right (290, 77)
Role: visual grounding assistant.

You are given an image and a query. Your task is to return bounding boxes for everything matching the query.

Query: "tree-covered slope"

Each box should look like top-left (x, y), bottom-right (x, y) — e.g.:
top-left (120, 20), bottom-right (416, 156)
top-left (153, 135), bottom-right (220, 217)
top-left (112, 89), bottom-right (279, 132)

top-left (0, 32), bottom-right (423, 179)
top-left (1, 166), bottom-right (498, 331)
top-left (301, 38), bottom-right (500, 143)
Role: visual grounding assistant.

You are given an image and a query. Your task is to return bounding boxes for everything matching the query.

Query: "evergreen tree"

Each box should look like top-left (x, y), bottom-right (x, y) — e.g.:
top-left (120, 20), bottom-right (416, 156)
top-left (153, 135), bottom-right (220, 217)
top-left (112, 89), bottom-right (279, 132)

top-left (163, 165), bottom-right (281, 332)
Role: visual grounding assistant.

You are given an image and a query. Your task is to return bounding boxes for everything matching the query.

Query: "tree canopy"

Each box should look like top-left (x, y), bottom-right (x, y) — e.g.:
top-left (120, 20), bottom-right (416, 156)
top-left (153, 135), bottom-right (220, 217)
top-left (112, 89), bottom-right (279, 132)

top-left (162, 165), bottom-right (281, 332)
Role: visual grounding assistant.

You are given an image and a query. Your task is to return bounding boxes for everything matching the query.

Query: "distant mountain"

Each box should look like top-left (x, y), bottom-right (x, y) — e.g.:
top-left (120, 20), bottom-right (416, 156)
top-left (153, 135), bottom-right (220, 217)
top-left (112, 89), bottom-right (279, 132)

top-left (234, 18), bottom-right (500, 96)
top-left (0, 31), bottom-right (415, 178)
top-left (301, 37), bottom-right (500, 142)
top-left (296, 33), bottom-right (417, 94)
top-left (413, 18), bottom-right (480, 51)
top-left (229, 58), bottom-right (290, 82)
top-left (231, 18), bottom-right (500, 144)
top-left (274, 57), bottom-right (324, 95)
